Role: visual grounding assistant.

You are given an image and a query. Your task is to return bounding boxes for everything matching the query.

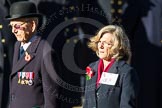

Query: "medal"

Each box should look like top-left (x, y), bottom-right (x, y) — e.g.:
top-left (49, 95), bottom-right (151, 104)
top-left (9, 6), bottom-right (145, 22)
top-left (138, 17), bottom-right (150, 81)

top-left (21, 80), bottom-right (25, 84)
top-left (28, 79), bottom-right (33, 86)
top-left (25, 72), bottom-right (30, 80)
top-left (28, 72), bottom-right (34, 86)
top-left (18, 72), bottom-right (21, 84)
top-left (25, 80), bottom-right (29, 85)
top-left (22, 72), bottom-right (25, 79)
top-left (17, 72), bottom-right (35, 85)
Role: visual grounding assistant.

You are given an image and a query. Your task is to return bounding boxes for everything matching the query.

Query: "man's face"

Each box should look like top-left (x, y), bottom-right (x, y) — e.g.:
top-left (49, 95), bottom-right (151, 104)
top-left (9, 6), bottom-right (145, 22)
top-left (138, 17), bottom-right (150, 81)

top-left (9, 18), bottom-right (35, 43)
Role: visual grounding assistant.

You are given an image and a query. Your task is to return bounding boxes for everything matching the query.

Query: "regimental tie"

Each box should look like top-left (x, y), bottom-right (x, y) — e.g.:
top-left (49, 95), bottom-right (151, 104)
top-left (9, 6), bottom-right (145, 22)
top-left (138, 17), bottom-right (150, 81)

top-left (19, 46), bottom-right (24, 59)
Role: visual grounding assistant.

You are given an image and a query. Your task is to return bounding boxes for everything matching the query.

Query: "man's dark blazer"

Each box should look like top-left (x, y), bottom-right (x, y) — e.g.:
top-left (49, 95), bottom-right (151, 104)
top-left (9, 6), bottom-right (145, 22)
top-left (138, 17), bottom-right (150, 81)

top-left (83, 59), bottom-right (139, 108)
top-left (9, 36), bottom-right (59, 108)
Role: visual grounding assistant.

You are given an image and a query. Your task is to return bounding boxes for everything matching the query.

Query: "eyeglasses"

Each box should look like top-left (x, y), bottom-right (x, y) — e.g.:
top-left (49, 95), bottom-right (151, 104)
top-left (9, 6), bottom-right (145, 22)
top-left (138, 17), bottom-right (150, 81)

top-left (97, 41), bottom-right (112, 46)
top-left (9, 22), bottom-right (26, 30)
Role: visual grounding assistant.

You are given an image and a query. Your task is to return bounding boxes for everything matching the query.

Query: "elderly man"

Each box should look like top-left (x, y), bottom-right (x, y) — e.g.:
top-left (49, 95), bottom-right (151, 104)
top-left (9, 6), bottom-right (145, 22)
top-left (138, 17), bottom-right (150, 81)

top-left (6, 1), bottom-right (60, 108)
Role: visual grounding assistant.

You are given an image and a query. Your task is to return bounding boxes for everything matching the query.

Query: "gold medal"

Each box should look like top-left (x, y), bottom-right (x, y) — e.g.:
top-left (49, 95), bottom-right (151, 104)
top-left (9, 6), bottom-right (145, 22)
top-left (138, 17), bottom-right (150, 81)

top-left (25, 80), bottom-right (29, 85)
top-left (18, 79), bottom-right (21, 84)
top-left (21, 80), bottom-right (25, 84)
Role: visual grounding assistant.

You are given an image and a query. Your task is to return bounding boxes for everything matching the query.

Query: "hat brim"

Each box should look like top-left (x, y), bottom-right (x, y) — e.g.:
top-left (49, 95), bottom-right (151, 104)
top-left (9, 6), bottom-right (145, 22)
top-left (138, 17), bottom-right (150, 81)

top-left (5, 13), bottom-right (43, 20)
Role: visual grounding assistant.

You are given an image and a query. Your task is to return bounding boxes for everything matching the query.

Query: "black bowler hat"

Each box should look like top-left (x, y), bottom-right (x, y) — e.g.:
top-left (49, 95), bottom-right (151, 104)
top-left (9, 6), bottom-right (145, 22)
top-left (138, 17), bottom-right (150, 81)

top-left (5, 1), bottom-right (42, 20)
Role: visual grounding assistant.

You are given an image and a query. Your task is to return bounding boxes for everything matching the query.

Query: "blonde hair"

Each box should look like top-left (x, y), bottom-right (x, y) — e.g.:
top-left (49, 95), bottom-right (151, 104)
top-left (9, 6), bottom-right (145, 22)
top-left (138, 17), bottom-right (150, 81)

top-left (88, 25), bottom-right (131, 63)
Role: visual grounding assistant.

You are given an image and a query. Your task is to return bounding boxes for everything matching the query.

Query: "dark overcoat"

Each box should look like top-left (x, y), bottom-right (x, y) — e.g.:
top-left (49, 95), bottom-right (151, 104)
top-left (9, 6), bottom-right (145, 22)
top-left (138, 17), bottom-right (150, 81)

top-left (9, 36), bottom-right (59, 108)
top-left (83, 60), bottom-right (139, 108)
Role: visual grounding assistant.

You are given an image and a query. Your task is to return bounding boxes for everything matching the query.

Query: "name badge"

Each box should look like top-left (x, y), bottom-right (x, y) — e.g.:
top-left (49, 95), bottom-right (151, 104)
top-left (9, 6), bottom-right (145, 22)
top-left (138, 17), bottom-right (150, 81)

top-left (99, 72), bottom-right (119, 85)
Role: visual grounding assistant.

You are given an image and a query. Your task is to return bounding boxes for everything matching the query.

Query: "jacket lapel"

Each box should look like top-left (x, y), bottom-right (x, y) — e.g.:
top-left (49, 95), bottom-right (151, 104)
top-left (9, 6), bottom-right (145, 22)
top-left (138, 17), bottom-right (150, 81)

top-left (85, 61), bottom-right (98, 93)
top-left (96, 60), bottom-right (120, 90)
top-left (96, 60), bottom-right (126, 91)
top-left (12, 41), bottom-right (21, 66)
top-left (11, 36), bottom-right (41, 76)
top-left (85, 61), bottom-right (98, 107)
top-left (90, 60), bottom-right (99, 88)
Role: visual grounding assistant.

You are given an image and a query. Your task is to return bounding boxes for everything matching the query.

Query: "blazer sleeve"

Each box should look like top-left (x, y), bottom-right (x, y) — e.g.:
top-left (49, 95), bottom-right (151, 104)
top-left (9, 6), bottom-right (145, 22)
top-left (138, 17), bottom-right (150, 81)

top-left (120, 68), bottom-right (140, 108)
top-left (40, 42), bottom-right (60, 108)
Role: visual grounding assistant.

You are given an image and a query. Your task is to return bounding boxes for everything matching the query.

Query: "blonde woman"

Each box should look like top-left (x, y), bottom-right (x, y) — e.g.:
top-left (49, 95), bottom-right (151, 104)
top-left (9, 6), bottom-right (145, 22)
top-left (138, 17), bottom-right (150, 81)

top-left (84, 25), bottom-right (139, 108)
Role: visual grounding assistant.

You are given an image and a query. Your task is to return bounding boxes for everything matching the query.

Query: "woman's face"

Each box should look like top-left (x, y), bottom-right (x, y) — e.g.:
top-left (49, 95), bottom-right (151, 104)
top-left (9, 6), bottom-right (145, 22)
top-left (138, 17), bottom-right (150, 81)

top-left (97, 33), bottom-right (113, 61)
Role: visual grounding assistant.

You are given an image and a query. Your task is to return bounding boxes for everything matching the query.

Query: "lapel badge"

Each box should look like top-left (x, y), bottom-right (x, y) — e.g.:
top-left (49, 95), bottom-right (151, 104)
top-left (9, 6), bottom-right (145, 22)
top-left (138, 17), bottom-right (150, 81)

top-left (85, 66), bottom-right (95, 80)
top-left (25, 51), bottom-right (31, 61)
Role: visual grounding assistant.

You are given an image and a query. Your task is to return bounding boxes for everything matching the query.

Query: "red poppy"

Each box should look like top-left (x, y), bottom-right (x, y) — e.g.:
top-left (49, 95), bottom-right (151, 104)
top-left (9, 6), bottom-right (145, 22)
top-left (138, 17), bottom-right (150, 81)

top-left (86, 66), bottom-right (94, 80)
top-left (25, 52), bottom-right (31, 62)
